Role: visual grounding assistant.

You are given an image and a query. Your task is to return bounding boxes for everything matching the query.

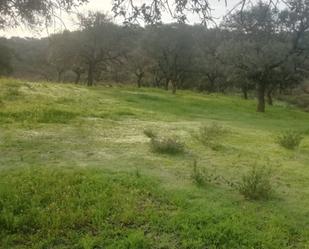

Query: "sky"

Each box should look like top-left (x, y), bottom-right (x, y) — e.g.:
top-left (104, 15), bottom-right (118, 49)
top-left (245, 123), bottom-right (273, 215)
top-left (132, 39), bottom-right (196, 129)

top-left (0, 0), bottom-right (239, 38)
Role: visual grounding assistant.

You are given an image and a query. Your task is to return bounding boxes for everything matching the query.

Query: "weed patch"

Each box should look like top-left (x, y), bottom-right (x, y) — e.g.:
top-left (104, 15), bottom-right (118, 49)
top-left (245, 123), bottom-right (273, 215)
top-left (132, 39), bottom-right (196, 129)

top-left (191, 160), bottom-right (210, 186)
top-left (150, 136), bottom-right (184, 154)
top-left (276, 130), bottom-right (304, 150)
top-left (194, 122), bottom-right (227, 149)
top-left (237, 166), bottom-right (273, 200)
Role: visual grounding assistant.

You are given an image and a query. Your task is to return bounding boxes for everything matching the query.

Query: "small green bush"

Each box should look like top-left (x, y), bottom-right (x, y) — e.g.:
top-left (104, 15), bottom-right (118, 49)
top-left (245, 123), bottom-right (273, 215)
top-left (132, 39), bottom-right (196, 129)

top-left (194, 122), bottom-right (226, 148)
top-left (144, 128), bottom-right (157, 139)
top-left (150, 136), bottom-right (184, 154)
top-left (276, 130), bottom-right (304, 150)
top-left (238, 167), bottom-right (272, 200)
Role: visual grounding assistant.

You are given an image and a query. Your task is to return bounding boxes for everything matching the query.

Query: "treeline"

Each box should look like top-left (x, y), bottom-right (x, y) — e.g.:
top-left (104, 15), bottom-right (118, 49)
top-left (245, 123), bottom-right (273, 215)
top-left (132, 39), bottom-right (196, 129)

top-left (1, 2), bottom-right (309, 112)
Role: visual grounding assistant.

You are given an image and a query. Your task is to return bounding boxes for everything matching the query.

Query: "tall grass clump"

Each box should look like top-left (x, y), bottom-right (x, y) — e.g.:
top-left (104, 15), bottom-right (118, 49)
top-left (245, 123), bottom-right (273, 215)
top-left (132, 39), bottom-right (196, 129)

top-left (150, 136), bottom-right (184, 154)
top-left (191, 160), bottom-right (209, 187)
top-left (276, 130), bottom-right (304, 150)
top-left (144, 129), bottom-right (184, 155)
top-left (238, 166), bottom-right (273, 200)
top-left (194, 122), bottom-right (226, 150)
top-left (143, 128), bottom-right (157, 139)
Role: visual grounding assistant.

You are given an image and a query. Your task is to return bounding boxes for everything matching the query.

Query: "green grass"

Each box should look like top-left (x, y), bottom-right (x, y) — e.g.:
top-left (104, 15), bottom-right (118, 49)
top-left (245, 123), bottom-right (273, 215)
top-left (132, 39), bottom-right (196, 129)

top-left (0, 78), bottom-right (309, 248)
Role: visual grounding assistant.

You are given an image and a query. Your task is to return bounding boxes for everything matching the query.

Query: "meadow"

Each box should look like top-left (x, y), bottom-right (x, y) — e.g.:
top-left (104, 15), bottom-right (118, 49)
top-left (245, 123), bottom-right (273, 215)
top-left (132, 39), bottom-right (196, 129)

top-left (0, 78), bottom-right (309, 249)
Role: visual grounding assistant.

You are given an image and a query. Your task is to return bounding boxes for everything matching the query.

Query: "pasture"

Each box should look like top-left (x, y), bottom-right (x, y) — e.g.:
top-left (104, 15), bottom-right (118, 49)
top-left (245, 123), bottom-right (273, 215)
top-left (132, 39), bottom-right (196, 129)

top-left (0, 78), bottom-right (309, 249)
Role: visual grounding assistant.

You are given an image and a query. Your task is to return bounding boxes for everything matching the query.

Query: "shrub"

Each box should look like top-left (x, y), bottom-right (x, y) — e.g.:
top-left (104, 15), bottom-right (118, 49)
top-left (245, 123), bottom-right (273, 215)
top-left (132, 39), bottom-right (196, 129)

top-left (144, 128), bottom-right (157, 139)
top-left (238, 167), bottom-right (272, 200)
top-left (191, 160), bottom-right (209, 186)
top-left (276, 130), bottom-right (304, 150)
top-left (150, 136), bottom-right (184, 154)
top-left (194, 122), bottom-right (226, 148)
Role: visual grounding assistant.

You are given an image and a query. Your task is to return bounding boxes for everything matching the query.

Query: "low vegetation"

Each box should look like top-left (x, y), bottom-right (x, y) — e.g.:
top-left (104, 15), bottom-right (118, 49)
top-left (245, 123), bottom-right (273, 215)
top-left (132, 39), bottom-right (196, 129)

top-left (1, 0), bottom-right (309, 247)
top-left (144, 128), bottom-right (185, 154)
top-left (191, 160), bottom-right (209, 186)
top-left (237, 166), bottom-right (273, 200)
top-left (150, 135), bottom-right (185, 155)
top-left (193, 122), bottom-right (227, 150)
top-left (0, 79), bottom-right (309, 248)
top-left (143, 128), bottom-right (157, 139)
top-left (0, 166), bottom-right (174, 248)
top-left (276, 130), bottom-right (304, 150)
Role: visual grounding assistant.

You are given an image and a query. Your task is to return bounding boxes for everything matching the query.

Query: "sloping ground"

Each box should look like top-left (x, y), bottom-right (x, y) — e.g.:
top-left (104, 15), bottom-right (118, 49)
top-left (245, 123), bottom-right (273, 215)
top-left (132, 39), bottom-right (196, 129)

top-left (0, 78), bottom-right (309, 249)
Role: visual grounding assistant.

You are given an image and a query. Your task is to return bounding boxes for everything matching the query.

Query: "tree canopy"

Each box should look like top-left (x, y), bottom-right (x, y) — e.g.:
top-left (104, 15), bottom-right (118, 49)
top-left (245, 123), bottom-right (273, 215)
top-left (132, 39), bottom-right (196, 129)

top-left (0, 0), bottom-right (88, 29)
top-left (112, 0), bottom-right (214, 24)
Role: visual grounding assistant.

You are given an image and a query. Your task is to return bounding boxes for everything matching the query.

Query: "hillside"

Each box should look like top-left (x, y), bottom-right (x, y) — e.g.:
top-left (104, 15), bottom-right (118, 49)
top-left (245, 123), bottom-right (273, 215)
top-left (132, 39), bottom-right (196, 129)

top-left (0, 78), bottom-right (309, 249)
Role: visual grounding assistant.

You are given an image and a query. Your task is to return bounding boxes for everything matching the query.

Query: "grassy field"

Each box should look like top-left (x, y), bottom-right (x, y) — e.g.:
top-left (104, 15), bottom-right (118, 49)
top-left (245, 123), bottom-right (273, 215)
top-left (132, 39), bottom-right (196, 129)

top-left (0, 78), bottom-right (309, 249)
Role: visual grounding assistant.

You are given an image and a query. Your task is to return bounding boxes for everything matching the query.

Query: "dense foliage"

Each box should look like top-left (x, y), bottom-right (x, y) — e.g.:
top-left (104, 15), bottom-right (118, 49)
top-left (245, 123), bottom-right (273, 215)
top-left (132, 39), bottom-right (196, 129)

top-left (0, 0), bottom-right (88, 28)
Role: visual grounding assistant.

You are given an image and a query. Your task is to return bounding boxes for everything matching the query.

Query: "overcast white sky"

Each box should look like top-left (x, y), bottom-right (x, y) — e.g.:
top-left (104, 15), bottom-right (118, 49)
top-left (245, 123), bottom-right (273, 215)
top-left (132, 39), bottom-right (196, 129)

top-left (0, 0), bottom-right (239, 38)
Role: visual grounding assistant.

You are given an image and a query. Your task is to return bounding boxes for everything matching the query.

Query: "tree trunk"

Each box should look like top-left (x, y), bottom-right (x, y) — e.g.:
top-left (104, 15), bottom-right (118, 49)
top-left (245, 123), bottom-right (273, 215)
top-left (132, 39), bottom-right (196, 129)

top-left (75, 72), bottom-right (81, 84)
top-left (57, 70), bottom-right (63, 82)
top-left (154, 78), bottom-right (159, 88)
top-left (207, 75), bottom-right (216, 93)
top-left (208, 81), bottom-right (215, 93)
top-left (257, 83), bottom-right (266, 112)
top-left (137, 74), bottom-right (142, 88)
top-left (242, 86), bottom-right (248, 100)
top-left (171, 81), bottom-right (177, 94)
top-left (267, 89), bottom-right (273, 106)
top-left (87, 63), bottom-right (94, 86)
top-left (164, 79), bottom-right (169, 91)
